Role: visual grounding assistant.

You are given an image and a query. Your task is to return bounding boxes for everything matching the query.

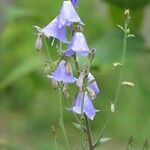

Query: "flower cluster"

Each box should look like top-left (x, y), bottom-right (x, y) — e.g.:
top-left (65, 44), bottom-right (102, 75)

top-left (34, 0), bottom-right (101, 120)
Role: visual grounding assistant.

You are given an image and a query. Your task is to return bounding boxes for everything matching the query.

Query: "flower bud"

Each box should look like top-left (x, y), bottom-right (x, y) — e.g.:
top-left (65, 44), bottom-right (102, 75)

top-left (35, 35), bottom-right (42, 50)
top-left (111, 102), bottom-right (115, 113)
top-left (76, 72), bottom-right (84, 91)
top-left (113, 62), bottom-right (122, 68)
top-left (121, 81), bottom-right (135, 87)
top-left (124, 9), bottom-right (131, 23)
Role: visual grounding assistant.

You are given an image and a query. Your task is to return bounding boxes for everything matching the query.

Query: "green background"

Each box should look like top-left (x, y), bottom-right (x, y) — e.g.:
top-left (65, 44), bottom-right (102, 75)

top-left (0, 0), bottom-right (150, 149)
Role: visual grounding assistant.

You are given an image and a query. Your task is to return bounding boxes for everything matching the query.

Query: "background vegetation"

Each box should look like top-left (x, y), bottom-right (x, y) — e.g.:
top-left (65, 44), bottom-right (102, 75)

top-left (0, 0), bottom-right (150, 149)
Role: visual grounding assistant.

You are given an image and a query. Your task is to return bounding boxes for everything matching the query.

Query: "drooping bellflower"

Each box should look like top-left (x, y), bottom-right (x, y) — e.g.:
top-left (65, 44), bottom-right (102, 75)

top-left (71, 92), bottom-right (97, 120)
top-left (64, 32), bottom-right (90, 56)
top-left (58, 1), bottom-right (84, 28)
top-left (71, 0), bottom-right (79, 7)
top-left (51, 60), bottom-right (75, 83)
top-left (42, 17), bottom-right (68, 43)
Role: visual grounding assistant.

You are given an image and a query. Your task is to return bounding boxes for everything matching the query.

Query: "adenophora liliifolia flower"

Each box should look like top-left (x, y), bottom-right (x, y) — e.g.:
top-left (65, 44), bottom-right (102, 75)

top-left (64, 32), bottom-right (90, 56)
top-left (58, 1), bottom-right (84, 28)
top-left (71, 0), bottom-right (79, 7)
top-left (76, 71), bottom-right (100, 97)
top-left (51, 60), bottom-right (75, 84)
top-left (42, 17), bottom-right (68, 43)
top-left (71, 92), bottom-right (98, 120)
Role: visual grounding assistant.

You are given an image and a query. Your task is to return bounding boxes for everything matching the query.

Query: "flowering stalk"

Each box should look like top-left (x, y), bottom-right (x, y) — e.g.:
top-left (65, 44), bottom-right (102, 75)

top-left (94, 10), bottom-right (133, 148)
top-left (58, 86), bottom-right (70, 150)
top-left (84, 114), bottom-right (94, 150)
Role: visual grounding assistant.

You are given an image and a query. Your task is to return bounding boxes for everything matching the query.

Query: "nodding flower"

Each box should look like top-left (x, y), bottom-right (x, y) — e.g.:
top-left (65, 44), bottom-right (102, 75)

top-left (51, 60), bottom-right (75, 84)
top-left (64, 32), bottom-right (89, 56)
top-left (71, 92), bottom-right (98, 120)
top-left (71, 0), bottom-right (79, 7)
top-left (42, 17), bottom-right (68, 43)
top-left (58, 1), bottom-right (84, 28)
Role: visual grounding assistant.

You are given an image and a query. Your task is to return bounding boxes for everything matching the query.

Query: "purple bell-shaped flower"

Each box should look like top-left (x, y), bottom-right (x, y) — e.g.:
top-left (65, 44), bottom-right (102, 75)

top-left (58, 1), bottom-right (84, 28)
top-left (51, 60), bottom-right (75, 83)
top-left (71, 0), bottom-right (79, 7)
top-left (72, 92), bottom-right (97, 120)
top-left (42, 17), bottom-right (68, 43)
top-left (87, 73), bottom-right (100, 96)
top-left (64, 32), bottom-right (90, 56)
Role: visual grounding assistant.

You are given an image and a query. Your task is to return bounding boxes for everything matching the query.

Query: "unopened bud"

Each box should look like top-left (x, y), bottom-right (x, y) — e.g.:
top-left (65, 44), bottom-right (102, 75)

top-left (125, 9), bottom-right (130, 17)
top-left (127, 34), bottom-right (135, 38)
top-left (124, 9), bottom-right (131, 23)
top-left (35, 35), bottom-right (42, 50)
top-left (121, 81), bottom-right (135, 87)
top-left (76, 72), bottom-right (84, 90)
top-left (113, 62), bottom-right (122, 68)
top-left (111, 102), bottom-right (115, 113)
top-left (65, 61), bottom-right (72, 74)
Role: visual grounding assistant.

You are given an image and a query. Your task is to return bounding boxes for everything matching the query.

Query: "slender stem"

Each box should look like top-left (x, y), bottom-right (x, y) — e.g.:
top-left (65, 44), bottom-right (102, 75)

top-left (80, 92), bottom-right (85, 150)
top-left (94, 20), bottom-right (129, 147)
top-left (54, 136), bottom-right (58, 150)
top-left (93, 112), bottom-right (112, 148)
top-left (58, 87), bottom-right (70, 150)
top-left (113, 23), bottom-right (127, 106)
top-left (84, 114), bottom-right (94, 150)
top-left (45, 37), bottom-right (54, 70)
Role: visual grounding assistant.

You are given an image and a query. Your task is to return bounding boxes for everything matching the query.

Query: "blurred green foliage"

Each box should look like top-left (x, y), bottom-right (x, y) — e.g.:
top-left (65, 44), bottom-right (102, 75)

top-left (0, 0), bottom-right (150, 149)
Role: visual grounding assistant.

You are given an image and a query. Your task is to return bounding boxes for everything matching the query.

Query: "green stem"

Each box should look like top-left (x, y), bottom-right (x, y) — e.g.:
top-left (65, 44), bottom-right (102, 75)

top-left (54, 136), bottom-right (58, 150)
top-left (80, 92), bottom-right (85, 150)
top-left (94, 21), bottom-right (128, 148)
top-left (45, 37), bottom-right (54, 70)
top-left (113, 23), bottom-right (127, 106)
top-left (93, 112), bottom-right (112, 148)
top-left (84, 114), bottom-right (94, 150)
top-left (58, 87), bottom-right (70, 150)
